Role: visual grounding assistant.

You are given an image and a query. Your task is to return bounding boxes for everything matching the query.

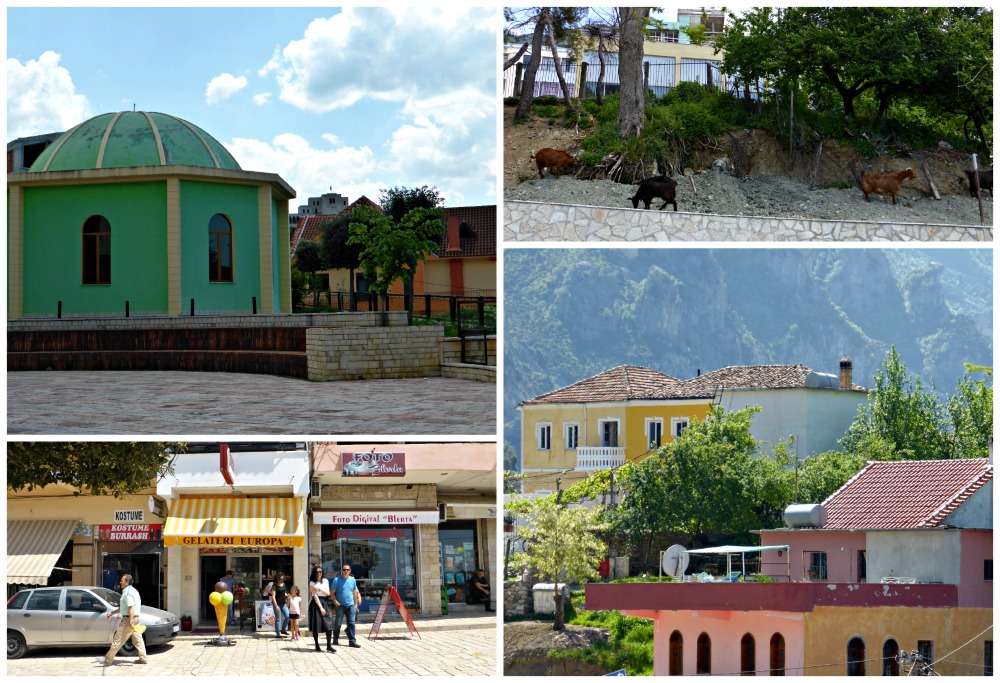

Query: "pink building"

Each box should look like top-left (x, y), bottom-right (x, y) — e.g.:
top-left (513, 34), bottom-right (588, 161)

top-left (586, 458), bottom-right (993, 675)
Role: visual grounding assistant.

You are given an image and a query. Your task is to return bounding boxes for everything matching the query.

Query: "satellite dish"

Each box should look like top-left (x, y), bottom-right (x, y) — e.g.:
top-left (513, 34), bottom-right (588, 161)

top-left (661, 544), bottom-right (690, 577)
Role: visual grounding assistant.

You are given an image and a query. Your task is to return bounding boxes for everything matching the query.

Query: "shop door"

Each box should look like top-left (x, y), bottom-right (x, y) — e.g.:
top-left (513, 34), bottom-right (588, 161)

top-left (102, 553), bottom-right (162, 609)
top-left (331, 529), bottom-right (417, 610)
top-left (200, 556), bottom-right (228, 620)
top-left (439, 523), bottom-right (478, 604)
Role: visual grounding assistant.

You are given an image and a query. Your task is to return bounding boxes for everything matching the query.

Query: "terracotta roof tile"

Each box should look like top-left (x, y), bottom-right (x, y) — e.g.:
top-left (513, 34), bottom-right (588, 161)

top-left (820, 458), bottom-right (992, 529)
top-left (289, 195), bottom-right (382, 257)
top-left (523, 363), bottom-right (868, 404)
top-left (438, 206), bottom-right (497, 258)
top-left (521, 365), bottom-right (680, 405)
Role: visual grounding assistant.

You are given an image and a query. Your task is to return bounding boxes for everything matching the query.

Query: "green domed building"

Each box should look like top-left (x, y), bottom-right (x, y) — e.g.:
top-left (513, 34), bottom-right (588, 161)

top-left (7, 111), bottom-right (295, 318)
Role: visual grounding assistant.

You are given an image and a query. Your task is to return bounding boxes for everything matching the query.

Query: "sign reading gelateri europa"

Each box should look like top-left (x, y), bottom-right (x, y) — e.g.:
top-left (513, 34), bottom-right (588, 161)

top-left (340, 451), bottom-right (406, 477)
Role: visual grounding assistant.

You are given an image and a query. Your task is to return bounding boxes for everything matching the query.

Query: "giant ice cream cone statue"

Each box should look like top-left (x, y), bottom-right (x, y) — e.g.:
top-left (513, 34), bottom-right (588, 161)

top-left (209, 581), bottom-right (233, 643)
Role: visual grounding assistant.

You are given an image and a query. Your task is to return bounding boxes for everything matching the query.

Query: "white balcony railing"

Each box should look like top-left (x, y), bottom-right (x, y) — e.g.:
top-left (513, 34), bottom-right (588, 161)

top-left (576, 447), bottom-right (625, 470)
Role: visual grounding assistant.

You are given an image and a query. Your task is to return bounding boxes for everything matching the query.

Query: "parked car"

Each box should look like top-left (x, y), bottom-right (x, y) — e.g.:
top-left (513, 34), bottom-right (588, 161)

top-left (7, 586), bottom-right (179, 659)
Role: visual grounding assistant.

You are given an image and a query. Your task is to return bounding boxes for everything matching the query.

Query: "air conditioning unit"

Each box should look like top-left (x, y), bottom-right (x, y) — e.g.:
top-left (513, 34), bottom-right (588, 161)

top-left (310, 479), bottom-right (322, 506)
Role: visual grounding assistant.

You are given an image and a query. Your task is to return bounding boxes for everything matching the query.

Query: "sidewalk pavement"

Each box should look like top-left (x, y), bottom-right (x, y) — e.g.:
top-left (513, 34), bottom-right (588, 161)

top-left (5, 612), bottom-right (498, 677)
top-left (7, 371), bottom-right (496, 435)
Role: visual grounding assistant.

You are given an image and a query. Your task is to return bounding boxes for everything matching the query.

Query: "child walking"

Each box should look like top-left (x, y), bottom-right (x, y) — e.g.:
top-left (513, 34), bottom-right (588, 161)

top-left (287, 586), bottom-right (302, 641)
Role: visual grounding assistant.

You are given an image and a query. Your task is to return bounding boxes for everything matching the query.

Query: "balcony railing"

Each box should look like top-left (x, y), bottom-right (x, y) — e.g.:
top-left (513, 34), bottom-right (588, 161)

top-left (577, 447), bottom-right (625, 470)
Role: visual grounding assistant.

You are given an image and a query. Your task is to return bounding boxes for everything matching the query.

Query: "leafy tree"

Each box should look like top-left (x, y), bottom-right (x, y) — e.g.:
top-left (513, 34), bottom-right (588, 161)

top-left (7, 442), bottom-right (185, 498)
top-left (379, 185), bottom-right (444, 224)
top-left (506, 8), bottom-right (586, 120)
top-left (294, 239), bottom-right (324, 307)
top-left (503, 441), bottom-right (520, 474)
top-left (290, 267), bottom-right (309, 309)
top-left (946, 364), bottom-right (993, 459)
top-left (506, 495), bottom-right (606, 631)
top-left (617, 7), bottom-right (650, 139)
top-left (348, 188), bottom-right (444, 319)
top-left (840, 346), bottom-right (950, 460)
top-left (716, 6), bottom-right (992, 130)
top-left (319, 213), bottom-right (366, 309)
top-left (792, 449), bottom-right (868, 504)
top-left (582, 19), bottom-right (618, 105)
top-left (595, 405), bottom-right (792, 568)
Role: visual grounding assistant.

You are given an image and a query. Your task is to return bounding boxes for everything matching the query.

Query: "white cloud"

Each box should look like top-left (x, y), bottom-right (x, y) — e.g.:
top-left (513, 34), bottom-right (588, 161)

top-left (205, 73), bottom-right (248, 105)
top-left (6, 51), bottom-right (90, 139)
top-left (264, 7), bottom-right (497, 113)
top-left (225, 134), bottom-right (382, 207)
top-left (253, 92), bottom-right (273, 106)
top-left (254, 7), bottom-right (498, 204)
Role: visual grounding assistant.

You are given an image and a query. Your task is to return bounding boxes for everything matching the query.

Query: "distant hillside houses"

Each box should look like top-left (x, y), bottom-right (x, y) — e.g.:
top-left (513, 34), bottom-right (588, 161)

top-left (517, 357), bottom-right (867, 495)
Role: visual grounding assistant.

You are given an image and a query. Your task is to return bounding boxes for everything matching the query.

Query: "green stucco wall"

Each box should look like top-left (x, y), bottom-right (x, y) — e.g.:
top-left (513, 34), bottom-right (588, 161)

top-left (179, 180), bottom-right (262, 312)
top-left (21, 182), bottom-right (168, 315)
top-left (271, 196), bottom-right (282, 312)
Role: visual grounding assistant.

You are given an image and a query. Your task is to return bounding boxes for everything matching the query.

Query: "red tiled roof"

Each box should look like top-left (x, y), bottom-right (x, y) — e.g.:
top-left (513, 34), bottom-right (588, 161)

top-left (821, 458), bottom-right (992, 529)
top-left (521, 365), bottom-right (680, 405)
top-left (437, 205), bottom-right (497, 258)
top-left (652, 364), bottom-right (867, 399)
top-left (289, 195), bottom-right (381, 257)
top-left (523, 363), bottom-right (867, 404)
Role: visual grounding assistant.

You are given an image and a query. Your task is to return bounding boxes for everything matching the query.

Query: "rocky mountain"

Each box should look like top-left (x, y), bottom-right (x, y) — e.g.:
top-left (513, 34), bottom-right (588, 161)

top-left (504, 248), bottom-right (993, 459)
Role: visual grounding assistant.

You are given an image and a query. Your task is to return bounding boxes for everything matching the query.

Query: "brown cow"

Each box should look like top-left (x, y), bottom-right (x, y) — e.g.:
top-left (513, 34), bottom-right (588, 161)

top-left (861, 167), bottom-right (917, 205)
top-left (531, 148), bottom-right (576, 179)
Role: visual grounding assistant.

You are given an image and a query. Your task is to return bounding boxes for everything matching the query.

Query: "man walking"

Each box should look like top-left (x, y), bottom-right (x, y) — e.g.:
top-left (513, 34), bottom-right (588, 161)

top-left (331, 564), bottom-right (362, 648)
top-left (104, 574), bottom-right (147, 665)
top-left (469, 569), bottom-right (494, 611)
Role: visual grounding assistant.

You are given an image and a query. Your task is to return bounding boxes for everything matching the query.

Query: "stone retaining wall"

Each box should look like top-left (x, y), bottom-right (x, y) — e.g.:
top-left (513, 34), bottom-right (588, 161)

top-left (441, 362), bottom-right (496, 383)
top-left (306, 326), bottom-right (443, 381)
top-left (441, 336), bottom-right (497, 366)
top-left (504, 579), bottom-right (533, 617)
top-left (504, 200), bottom-right (992, 242)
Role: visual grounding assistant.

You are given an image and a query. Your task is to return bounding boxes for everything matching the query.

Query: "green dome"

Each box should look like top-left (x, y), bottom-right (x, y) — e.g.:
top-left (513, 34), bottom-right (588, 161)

top-left (29, 111), bottom-right (241, 172)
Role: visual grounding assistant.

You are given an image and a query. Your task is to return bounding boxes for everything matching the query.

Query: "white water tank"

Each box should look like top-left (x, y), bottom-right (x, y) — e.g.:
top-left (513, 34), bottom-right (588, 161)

top-left (784, 503), bottom-right (827, 528)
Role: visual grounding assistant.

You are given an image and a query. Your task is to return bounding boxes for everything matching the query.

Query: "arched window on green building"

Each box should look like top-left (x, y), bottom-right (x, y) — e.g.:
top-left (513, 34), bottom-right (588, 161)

top-left (209, 213), bottom-right (233, 282)
top-left (82, 215), bottom-right (111, 285)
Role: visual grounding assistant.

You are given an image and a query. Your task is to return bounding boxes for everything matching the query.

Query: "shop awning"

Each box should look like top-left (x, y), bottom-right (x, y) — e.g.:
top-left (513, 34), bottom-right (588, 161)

top-left (7, 519), bottom-right (78, 584)
top-left (164, 497), bottom-right (305, 547)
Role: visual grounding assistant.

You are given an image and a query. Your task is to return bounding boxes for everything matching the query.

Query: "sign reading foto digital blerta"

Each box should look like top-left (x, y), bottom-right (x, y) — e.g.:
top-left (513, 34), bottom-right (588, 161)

top-left (341, 451), bottom-right (406, 477)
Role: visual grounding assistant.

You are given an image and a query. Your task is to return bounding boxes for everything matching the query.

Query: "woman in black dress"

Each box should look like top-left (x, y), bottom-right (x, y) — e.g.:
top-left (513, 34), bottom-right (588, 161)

top-left (308, 566), bottom-right (336, 653)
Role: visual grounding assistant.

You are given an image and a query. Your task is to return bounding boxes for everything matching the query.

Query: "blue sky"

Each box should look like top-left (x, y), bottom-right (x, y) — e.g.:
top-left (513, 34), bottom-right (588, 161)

top-left (6, 6), bottom-right (499, 209)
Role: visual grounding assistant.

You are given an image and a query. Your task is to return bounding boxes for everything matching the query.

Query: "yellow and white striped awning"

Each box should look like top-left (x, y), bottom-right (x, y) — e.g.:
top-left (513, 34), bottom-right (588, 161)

top-left (164, 497), bottom-right (304, 547)
top-left (8, 519), bottom-right (79, 584)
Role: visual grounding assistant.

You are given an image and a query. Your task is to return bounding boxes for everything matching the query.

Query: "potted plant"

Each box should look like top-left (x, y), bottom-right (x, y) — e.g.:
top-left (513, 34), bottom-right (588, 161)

top-left (180, 615), bottom-right (193, 631)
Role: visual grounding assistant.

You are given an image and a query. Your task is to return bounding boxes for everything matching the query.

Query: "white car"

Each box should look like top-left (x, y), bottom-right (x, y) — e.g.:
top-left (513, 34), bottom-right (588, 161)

top-left (7, 586), bottom-right (179, 659)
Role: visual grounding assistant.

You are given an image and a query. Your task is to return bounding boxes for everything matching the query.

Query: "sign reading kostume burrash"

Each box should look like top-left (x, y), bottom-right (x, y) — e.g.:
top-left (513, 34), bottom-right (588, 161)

top-left (97, 524), bottom-right (162, 541)
top-left (341, 452), bottom-right (406, 477)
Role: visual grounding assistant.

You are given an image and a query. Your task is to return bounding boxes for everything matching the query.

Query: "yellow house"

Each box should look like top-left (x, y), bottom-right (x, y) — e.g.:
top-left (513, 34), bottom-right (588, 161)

top-left (517, 365), bottom-right (711, 494)
top-left (517, 359), bottom-right (868, 495)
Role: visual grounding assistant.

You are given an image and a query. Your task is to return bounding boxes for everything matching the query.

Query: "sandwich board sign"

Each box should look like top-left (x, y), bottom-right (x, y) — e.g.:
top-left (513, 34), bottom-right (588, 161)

top-left (368, 586), bottom-right (421, 640)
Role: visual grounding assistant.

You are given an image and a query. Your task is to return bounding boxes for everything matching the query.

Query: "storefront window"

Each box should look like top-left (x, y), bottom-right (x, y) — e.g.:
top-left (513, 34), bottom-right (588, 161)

top-left (439, 522), bottom-right (478, 604)
top-left (320, 526), bottom-right (417, 609)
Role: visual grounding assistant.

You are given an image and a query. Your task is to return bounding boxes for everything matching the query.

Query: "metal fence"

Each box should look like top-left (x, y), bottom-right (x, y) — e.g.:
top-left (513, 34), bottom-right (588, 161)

top-left (300, 290), bottom-right (497, 328)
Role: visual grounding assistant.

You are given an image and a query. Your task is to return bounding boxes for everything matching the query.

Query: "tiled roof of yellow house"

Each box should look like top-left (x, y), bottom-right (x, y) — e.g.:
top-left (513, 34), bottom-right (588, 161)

top-left (522, 363), bottom-right (868, 405)
top-left (520, 365), bottom-right (680, 405)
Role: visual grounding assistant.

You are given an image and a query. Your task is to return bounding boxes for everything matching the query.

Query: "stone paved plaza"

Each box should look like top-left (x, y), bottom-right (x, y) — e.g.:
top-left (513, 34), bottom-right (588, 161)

top-left (5, 613), bottom-right (498, 677)
top-left (7, 371), bottom-right (496, 435)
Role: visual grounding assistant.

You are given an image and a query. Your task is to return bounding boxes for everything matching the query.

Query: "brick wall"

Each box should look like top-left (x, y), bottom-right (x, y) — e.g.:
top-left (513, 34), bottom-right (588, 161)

top-left (440, 336), bottom-right (496, 365)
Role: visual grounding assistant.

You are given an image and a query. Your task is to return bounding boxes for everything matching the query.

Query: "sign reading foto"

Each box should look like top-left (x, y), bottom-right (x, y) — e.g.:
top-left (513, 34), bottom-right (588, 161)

top-left (341, 451), bottom-right (406, 477)
top-left (312, 511), bottom-right (439, 525)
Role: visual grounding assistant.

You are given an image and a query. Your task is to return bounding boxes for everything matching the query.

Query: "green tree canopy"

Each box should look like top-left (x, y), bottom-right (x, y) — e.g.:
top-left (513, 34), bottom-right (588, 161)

top-left (319, 212), bottom-right (366, 300)
top-left (840, 346), bottom-right (950, 460)
top-left (717, 6), bottom-right (993, 146)
top-left (7, 442), bottom-right (185, 498)
top-left (347, 190), bottom-right (444, 297)
top-left (506, 495), bottom-right (607, 630)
